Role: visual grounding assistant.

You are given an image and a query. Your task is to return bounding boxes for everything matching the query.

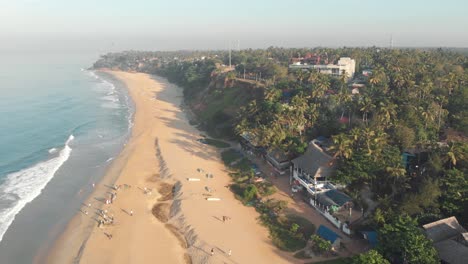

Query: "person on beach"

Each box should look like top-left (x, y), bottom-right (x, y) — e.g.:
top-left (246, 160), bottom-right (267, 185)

top-left (92, 183), bottom-right (95, 188)
top-left (211, 248), bottom-right (214, 256)
top-left (130, 210), bottom-right (133, 216)
top-left (228, 249), bottom-right (231, 256)
top-left (222, 216), bottom-right (226, 223)
top-left (88, 203), bottom-right (91, 207)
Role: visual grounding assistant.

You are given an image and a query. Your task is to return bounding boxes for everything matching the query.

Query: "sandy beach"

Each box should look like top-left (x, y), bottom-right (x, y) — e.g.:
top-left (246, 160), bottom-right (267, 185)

top-left (44, 71), bottom-right (297, 264)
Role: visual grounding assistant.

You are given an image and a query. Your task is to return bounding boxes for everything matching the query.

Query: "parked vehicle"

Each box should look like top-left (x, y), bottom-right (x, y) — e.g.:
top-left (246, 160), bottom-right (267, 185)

top-left (291, 185), bottom-right (303, 193)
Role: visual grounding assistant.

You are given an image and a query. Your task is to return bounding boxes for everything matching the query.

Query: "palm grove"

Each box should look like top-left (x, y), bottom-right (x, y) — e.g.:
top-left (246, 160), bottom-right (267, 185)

top-left (93, 47), bottom-right (468, 263)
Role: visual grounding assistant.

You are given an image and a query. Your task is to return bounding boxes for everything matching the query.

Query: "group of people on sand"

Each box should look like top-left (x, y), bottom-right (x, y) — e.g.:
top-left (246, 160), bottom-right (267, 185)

top-left (97, 208), bottom-right (115, 228)
top-left (79, 181), bottom-right (145, 240)
top-left (195, 169), bottom-right (234, 258)
top-left (78, 182), bottom-right (123, 239)
top-left (197, 168), bottom-right (214, 179)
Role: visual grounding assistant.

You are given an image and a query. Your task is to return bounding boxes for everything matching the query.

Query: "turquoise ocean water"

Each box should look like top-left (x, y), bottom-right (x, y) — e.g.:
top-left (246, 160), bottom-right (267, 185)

top-left (0, 51), bottom-right (133, 263)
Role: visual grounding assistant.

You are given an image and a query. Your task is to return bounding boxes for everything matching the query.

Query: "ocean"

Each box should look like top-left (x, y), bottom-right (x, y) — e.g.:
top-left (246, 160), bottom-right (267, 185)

top-left (0, 51), bottom-right (133, 263)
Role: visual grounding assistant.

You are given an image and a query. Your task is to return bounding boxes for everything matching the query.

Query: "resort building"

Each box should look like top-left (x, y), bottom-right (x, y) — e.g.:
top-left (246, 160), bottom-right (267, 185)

top-left (290, 138), bottom-right (335, 194)
top-left (316, 190), bottom-right (352, 213)
top-left (265, 148), bottom-right (291, 175)
top-left (289, 57), bottom-right (356, 79)
top-left (423, 216), bottom-right (468, 264)
top-left (291, 137), bottom-right (357, 235)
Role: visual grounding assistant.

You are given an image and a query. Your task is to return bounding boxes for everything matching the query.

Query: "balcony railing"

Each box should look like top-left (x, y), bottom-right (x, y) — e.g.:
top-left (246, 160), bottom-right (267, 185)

top-left (293, 171), bottom-right (325, 195)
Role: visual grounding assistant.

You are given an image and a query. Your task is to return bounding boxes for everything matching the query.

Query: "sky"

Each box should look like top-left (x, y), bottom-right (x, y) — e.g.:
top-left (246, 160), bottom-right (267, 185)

top-left (0, 0), bottom-right (467, 52)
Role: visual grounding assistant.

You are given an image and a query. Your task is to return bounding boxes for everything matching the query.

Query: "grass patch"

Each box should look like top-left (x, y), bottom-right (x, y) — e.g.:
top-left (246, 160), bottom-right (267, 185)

top-left (256, 181), bottom-right (277, 196)
top-left (234, 157), bottom-right (253, 172)
top-left (200, 138), bottom-right (230, 148)
top-left (286, 215), bottom-right (316, 238)
top-left (221, 149), bottom-right (243, 165)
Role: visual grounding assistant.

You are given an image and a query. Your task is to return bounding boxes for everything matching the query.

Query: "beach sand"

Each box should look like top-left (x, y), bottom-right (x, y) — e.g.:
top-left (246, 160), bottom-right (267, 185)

top-left (44, 71), bottom-right (297, 264)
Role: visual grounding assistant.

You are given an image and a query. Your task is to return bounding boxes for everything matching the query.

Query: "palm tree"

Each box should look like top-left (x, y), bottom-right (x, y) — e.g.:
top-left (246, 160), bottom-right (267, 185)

top-left (418, 106), bottom-right (435, 129)
top-left (307, 70), bottom-right (320, 84)
top-left (295, 70), bottom-right (307, 85)
top-left (444, 72), bottom-right (458, 95)
top-left (445, 141), bottom-right (466, 168)
top-left (368, 66), bottom-right (386, 86)
top-left (376, 101), bottom-right (397, 127)
top-left (330, 133), bottom-right (353, 159)
top-left (359, 96), bottom-right (375, 124)
top-left (386, 165), bottom-right (407, 188)
top-left (264, 87), bottom-right (281, 102)
top-left (312, 75), bottom-right (330, 98)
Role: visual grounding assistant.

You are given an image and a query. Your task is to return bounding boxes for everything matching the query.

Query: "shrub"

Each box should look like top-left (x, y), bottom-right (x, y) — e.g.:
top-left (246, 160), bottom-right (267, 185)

top-left (255, 181), bottom-right (277, 196)
top-left (242, 184), bottom-right (258, 202)
top-left (221, 149), bottom-right (242, 165)
top-left (311, 235), bottom-right (332, 255)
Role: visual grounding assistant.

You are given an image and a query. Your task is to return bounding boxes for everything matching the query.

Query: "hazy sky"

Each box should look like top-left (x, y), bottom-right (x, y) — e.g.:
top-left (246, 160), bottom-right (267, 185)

top-left (1, 0), bottom-right (467, 51)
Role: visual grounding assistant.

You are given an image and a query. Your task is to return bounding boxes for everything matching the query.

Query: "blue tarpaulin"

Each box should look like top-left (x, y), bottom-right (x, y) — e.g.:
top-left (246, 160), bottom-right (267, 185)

top-left (317, 225), bottom-right (340, 243)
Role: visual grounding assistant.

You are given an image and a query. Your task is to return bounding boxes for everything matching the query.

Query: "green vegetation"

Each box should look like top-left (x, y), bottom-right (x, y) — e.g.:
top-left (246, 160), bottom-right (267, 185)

top-left (312, 259), bottom-right (351, 264)
top-left (93, 46), bottom-right (468, 260)
top-left (312, 251), bottom-right (388, 264)
top-left (220, 149), bottom-right (243, 165)
top-left (310, 235), bottom-right (332, 255)
top-left (223, 152), bottom-right (308, 251)
top-left (256, 200), bottom-right (314, 252)
top-left (199, 138), bottom-right (230, 148)
top-left (351, 250), bottom-right (389, 264)
top-left (377, 215), bottom-right (438, 264)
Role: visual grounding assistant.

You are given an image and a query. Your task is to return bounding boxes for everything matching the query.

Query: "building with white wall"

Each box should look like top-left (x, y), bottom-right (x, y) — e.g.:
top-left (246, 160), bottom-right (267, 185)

top-left (289, 57), bottom-right (356, 79)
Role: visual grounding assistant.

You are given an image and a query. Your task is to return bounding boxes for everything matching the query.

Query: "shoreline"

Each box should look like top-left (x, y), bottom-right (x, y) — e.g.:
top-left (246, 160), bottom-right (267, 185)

top-left (43, 71), bottom-right (186, 264)
top-left (44, 71), bottom-right (298, 264)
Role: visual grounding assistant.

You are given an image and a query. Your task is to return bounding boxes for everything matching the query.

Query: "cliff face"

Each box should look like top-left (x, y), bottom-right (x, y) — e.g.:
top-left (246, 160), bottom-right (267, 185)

top-left (187, 72), bottom-right (263, 138)
top-left (91, 53), bottom-right (263, 138)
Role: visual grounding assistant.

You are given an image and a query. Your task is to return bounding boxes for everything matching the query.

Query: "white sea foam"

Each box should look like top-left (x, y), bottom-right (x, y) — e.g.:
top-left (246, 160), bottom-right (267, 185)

top-left (84, 69), bottom-right (134, 131)
top-left (85, 71), bottom-right (121, 109)
top-left (105, 157), bottom-right (114, 163)
top-left (48, 148), bottom-right (58, 154)
top-left (0, 135), bottom-right (74, 242)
